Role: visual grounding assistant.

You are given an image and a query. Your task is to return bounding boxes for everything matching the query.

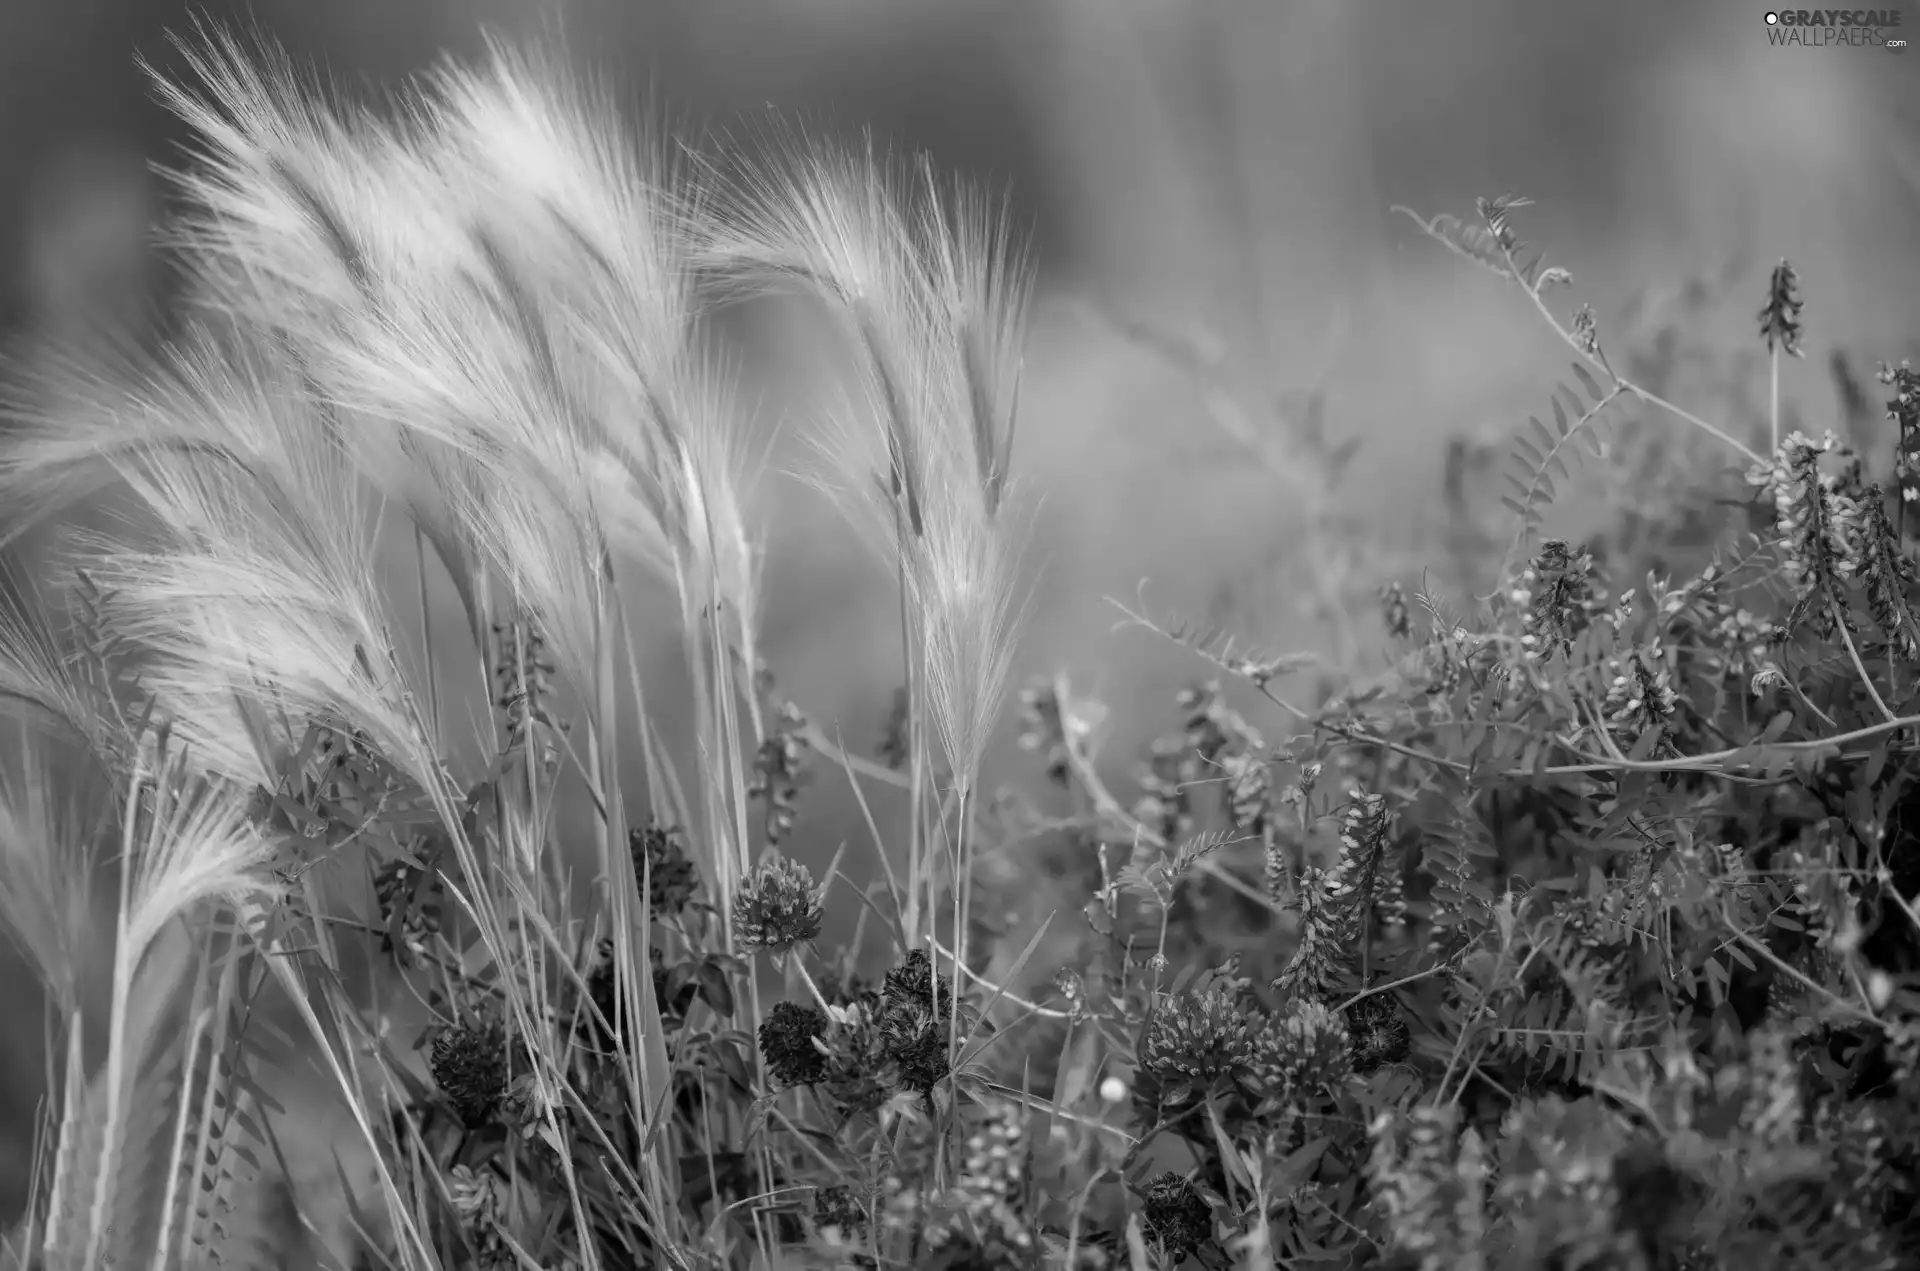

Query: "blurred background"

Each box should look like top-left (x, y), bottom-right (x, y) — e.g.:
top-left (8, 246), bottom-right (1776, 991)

top-left (1, 0), bottom-right (1918, 1219)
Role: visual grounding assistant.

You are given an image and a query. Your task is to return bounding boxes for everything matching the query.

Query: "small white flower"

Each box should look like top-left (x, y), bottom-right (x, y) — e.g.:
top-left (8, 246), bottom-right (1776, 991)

top-left (1868, 969), bottom-right (1895, 1010)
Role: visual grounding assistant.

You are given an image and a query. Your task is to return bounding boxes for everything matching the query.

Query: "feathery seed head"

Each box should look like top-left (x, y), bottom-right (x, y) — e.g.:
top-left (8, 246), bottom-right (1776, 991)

top-left (709, 136), bottom-right (1033, 786)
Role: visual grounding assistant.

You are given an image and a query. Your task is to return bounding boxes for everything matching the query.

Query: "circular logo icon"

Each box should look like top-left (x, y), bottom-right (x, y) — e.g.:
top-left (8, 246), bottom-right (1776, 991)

top-left (1765, 10), bottom-right (1779, 21)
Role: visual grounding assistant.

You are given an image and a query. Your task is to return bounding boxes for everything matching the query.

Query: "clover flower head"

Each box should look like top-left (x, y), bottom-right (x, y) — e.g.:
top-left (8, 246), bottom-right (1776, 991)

top-left (732, 855), bottom-right (824, 953)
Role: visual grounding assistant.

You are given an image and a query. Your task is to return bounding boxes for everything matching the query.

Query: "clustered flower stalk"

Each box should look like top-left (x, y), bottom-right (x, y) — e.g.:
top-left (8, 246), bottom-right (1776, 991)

top-left (1758, 258), bottom-right (1805, 454)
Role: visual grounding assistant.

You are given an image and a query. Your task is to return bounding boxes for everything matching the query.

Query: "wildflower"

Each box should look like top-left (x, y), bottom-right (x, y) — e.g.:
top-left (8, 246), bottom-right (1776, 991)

top-left (491, 612), bottom-right (557, 734)
top-left (1137, 988), bottom-right (1255, 1092)
top-left (1379, 581), bottom-right (1412, 640)
top-left (1221, 749), bottom-right (1273, 835)
top-left (1334, 790), bottom-right (1391, 899)
top-left (446, 1162), bottom-right (505, 1228)
top-left (1746, 430), bottom-right (1864, 600)
top-left (1176, 681), bottom-right (1264, 767)
top-left (1246, 1000), bottom-right (1352, 1101)
top-left (879, 956), bottom-right (952, 1093)
top-left (430, 1018), bottom-right (509, 1128)
top-left (1140, 1172), bottom-right (1212, 1263)
top-left (1271, 868), bottom-right (1353, 1002)
top-left (879, 683), bottom-right (911, 771)
top-left (1855, 490), bottom-right (1920, 661)
top-left (1603, 644), bottom-right (1679, 751)
top-left (749, 698), bottom-right (811, 844)
top-left (815, 997), bottom-right (895, 1116)
top-left (1345, 994), bottom-right (1413, 1073)
top-left (583, 941), bottom-right (682, 1051)
top-left (1134, 734), bottom-right (1195, 841)
top-left (884, 947), bottom-right (950, 1009)
top-left (1016, 679), bottom-right (1072, 786)
top-left (730, 855), bottom-right (824, 952)
top-left (1571, 305), bottom-right (1600, 358)
top-left (1758, 258), bottom-right (1805, 357)
top-left (1369, 1104), bottom-right (1483, 1270)
top-left (1516, 539), bottom-right (1598, 660)
top-left (1609, 1136), bottom-right (1694, 1265)
top-left (954, 1100), bottom-right (1031, 1250)
top-left (630, 822), bottom-right (699, 918)
top-left (445, 1163), bottom-right (512, 1269)
top-left (1884, 360), bottom-right (1920, 519)
top-left (758, 1000), bottom-right (831, 1087)
top-left (371, 855), bottom-right (442, 964)
top-left (814, 1184), bottom-right (868, 1242)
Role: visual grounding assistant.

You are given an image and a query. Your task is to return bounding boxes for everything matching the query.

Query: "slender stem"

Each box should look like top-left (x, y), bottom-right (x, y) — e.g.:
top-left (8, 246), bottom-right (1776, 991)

top-left (1832, 596), bottom-right (1898, 725)
top-left (1392, 205), bottom-right (1765, 467)
top-left (1770, 345), bottom-right (1782, 456)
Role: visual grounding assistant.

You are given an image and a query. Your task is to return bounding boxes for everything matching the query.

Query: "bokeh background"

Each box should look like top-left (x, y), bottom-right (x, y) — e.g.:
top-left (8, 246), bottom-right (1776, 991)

top-left (1, 0), bottom-right (1917, 1221)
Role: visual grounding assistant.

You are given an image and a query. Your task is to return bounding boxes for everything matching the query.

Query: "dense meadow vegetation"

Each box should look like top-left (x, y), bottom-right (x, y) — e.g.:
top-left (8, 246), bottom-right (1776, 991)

top-left (1, 24), bottom-right (1919, 1271)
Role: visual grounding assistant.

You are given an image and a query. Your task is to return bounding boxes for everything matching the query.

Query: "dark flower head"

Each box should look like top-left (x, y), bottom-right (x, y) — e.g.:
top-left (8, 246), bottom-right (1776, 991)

top-left (583, 941), bottom-right (682, 1052)
top-left (732, 856), bottom-right (824, 953)
top-left (1611, 1136), bottom-right (1696, 1264)
top-left (884, 947), bottom-right (956, 1011)
top-left (430, 1019), bottom-right (509, 1129)
top-left (1141, 1172), bottom-right (1212, 1263)
top-left (758, 1000), bottom-right (831, 1087)
top-left (1344, 994), bottom-right (1412, 1074)
top-left (813, 1184), bottom-right (868, 1241)
top-left (630, 823), bottom-right (698, 917)
top-left (880, 991), bottom-right (951, 1093)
